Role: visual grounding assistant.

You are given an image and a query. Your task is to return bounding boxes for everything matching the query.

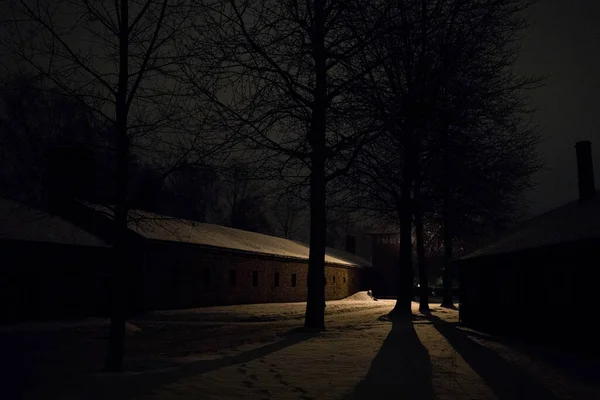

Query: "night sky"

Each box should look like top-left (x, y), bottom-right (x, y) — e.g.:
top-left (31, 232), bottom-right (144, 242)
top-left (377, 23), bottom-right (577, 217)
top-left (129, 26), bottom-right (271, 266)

top-left (1, 0), bottom-right (598, 219)
top-left (517, 0), bottom-right (600, 216)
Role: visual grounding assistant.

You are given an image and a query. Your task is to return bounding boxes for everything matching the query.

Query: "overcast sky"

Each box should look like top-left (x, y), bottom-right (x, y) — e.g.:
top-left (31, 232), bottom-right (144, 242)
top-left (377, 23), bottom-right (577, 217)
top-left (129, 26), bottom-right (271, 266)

top-left (517, 0), bottom-right (600, 215)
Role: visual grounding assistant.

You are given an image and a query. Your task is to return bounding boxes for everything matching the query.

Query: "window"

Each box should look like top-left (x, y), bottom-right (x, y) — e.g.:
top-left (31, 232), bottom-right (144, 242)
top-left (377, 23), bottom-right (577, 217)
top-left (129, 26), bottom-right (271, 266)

top-left (332, 276), bottom-right (336, 284)
top-left (343, 276), bottom-right (346, 283)
top-left (291, 273), bottom-right (297, 287)
top-left (252, 271), bottom-right (258, 286)
top-left (274, 272), bottom-right (280, 287)
top-left (204, 268), bottom-right (210, 287)
top-left (229, 270), bottom-right (236, 286)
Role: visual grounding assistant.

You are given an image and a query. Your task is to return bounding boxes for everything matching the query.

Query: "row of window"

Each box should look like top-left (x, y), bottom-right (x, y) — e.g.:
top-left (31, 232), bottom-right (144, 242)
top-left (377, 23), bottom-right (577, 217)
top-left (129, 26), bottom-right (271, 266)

top-left (375, 236), bottom-right (400, 245)
top-left (201, 268), bottom-right (354, 288)
top-left (229, 270), bottom-right (296, 287)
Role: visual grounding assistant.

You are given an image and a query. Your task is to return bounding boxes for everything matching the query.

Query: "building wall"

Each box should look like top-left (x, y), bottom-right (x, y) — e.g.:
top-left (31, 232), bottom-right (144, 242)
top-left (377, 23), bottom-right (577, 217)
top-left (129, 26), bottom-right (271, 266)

top-left (0, 238), bottom-right (367, 322)
top-left (458, 237), bottom-right (600, 350)
top-left (371, 234), bottom-right (400, 297)
top-left (0, 239), bottom-right (112, 322)
top-left (141, 241), bottom-right (366, 310)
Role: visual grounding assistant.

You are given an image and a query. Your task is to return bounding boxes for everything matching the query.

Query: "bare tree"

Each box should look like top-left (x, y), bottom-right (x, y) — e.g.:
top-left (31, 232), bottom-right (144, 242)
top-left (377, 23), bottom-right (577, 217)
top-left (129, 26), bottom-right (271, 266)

top-left (272, 188), bottom-right (306, 239)
top-left (0, 0), bottom-right (220, 370)
top-left (0, 74), bottom-right (115, 207)
top-left (351, 0), bottom-right (540, 314)
top-left (219, 158), bottom-right (272, 233)
top-left (182, 0), bottom-right (389, 329)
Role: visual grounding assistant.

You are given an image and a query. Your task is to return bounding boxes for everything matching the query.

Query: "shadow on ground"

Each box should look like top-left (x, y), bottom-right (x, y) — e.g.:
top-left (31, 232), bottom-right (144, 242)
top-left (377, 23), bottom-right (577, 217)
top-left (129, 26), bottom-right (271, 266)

top-left (457, 325), bottom-right (600, 390)
top-left (427, 313), bottom-right (559, 399)
top-left (349, 315), bottom-right (434, 400)
top-left (64, 328), bottom-right (317, 400)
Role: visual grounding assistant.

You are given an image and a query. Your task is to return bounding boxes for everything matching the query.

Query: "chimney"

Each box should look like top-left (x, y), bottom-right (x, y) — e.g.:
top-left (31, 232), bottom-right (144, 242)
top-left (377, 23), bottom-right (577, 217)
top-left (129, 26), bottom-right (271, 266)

top-left (345, 235), bottom-right (356, 254)
top-left (575, 141), bottom-right (595, 201)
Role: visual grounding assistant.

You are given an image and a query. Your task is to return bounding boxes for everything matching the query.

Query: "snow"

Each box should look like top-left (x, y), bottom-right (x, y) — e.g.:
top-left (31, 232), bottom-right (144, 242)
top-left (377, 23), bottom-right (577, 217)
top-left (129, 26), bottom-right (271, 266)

top-left (133, 303), bottom-right (600, 400)
top-left (0, 198), bottom-right (108, 246)
top-left (140, 292), bottom-right (380, 323)
top-left (339, 291), bottom-right (375, 301)
top-left (6, 294), bottom-right (600, 399)
top-left (0, 318), bottom-right (141, 335)
top-left (87, 203), bottom-right (370, 267)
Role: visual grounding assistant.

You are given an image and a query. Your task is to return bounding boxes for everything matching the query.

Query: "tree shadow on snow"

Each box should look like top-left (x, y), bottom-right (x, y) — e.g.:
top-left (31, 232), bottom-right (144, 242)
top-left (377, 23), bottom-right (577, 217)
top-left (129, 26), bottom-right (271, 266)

top-left (456, 325), bottom-right (600, 390)
top-left (426, 313), bottom-right (559, 399)
top-left (349, 315), bottom-right (434, 400)
top-left (66, 329), bottom-right (317, 400)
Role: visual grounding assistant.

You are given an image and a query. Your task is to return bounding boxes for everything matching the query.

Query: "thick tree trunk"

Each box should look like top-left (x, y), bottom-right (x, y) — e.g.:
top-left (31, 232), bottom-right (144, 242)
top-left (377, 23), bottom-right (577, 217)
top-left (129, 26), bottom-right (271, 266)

top-left (392, 158), bottom-right (414, 316)
top-left (392, 201), bottom-right (413, 315)
top-left (104, 0), bottom-right (129, 372)
top-left (304, 0), bottom-right (327, 330)
top-left (305, 157), bottom-right (326, 329)
top-left (415, 201), bottom-right (429, 313)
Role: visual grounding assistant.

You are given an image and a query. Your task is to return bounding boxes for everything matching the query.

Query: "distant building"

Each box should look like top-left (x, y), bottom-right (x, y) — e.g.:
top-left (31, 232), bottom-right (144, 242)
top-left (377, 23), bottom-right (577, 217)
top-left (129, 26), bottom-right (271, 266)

top-left (0, 198), bottom-right (111, 322)
top-left (369, 233), bottom-right (400, 298)
top-left (0, 199), bottom-right (370, 322)
top-left (457, 141), bottom-right (600, 349)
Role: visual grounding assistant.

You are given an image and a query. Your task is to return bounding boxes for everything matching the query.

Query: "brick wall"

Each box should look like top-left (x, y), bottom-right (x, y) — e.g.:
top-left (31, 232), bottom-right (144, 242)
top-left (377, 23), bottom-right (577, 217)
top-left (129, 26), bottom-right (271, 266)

top-left (0, 238), bottom-right (369, 322)
top-left (142, 241), bottom-right (366, 310)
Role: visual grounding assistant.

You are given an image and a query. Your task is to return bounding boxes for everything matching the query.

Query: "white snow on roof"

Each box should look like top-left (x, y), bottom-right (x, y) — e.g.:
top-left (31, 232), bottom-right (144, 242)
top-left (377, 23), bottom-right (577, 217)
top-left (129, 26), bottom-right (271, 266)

top-left (463, 195), bottom-right (600, 259)
top-left (87, 204), bottom-right (371, 267)
top-left (0, 198), bottom-right (108, 247)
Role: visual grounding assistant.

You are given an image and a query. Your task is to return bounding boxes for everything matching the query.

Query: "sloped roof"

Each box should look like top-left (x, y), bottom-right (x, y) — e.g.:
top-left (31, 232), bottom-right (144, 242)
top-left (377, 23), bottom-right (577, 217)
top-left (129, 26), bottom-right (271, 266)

top-left (0, 198), bottom-right (108, 247)
top-left (87, 204), bottom-right (371, 267)
top-left (462, 195), bottom-right (600, 259)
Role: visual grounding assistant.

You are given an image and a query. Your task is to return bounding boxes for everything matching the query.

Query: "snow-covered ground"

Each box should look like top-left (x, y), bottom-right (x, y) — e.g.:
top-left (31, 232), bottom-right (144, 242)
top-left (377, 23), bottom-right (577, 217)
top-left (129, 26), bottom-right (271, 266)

top-left (4, 294), bottom-right (600, 399)
top-left (132, 301), bottom-right (600, 400)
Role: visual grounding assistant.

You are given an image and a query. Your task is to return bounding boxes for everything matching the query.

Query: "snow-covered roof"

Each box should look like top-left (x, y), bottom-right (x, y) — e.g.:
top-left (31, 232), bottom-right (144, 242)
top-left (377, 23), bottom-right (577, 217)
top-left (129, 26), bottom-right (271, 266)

top-left (462, 194), bottom-right (600, 259)
top-left (0, 198), bottom-right (109, 247)
top-left (87, 204), bottom-right (371, 267)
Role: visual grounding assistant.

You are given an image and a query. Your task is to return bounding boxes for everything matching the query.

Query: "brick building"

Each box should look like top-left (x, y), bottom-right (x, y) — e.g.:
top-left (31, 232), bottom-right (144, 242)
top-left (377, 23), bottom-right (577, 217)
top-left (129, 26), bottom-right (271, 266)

top-left (1, 198), bottom-right (370, 321)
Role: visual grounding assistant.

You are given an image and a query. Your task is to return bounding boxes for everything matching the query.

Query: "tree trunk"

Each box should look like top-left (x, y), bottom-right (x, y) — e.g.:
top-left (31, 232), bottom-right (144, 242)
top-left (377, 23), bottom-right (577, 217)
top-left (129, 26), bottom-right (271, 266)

top-left (304, 0), bottom-right (327, 330)
top-left (305, 155), bottom-right (326, 329)
top-left (104, 0), bottom-right (129, 372)
top-left (392, 155), bottom-right (414, 316)
top-left (392, 200), bottom-right (413, 315)
top-left (415, 199), bottom-right (429, 313)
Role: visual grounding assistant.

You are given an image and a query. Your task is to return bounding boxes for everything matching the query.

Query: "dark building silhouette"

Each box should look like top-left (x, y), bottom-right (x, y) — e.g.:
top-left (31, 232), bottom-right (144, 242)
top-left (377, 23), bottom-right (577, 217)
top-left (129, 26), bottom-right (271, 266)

top-left (0, 198), bottom-right (111, 322)
top-left (457, 141), bottom-right (600, 351)
top-left (0, 198), bottom-right (370, 322)
top-left (370, 233), bottom-right (401, 298)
